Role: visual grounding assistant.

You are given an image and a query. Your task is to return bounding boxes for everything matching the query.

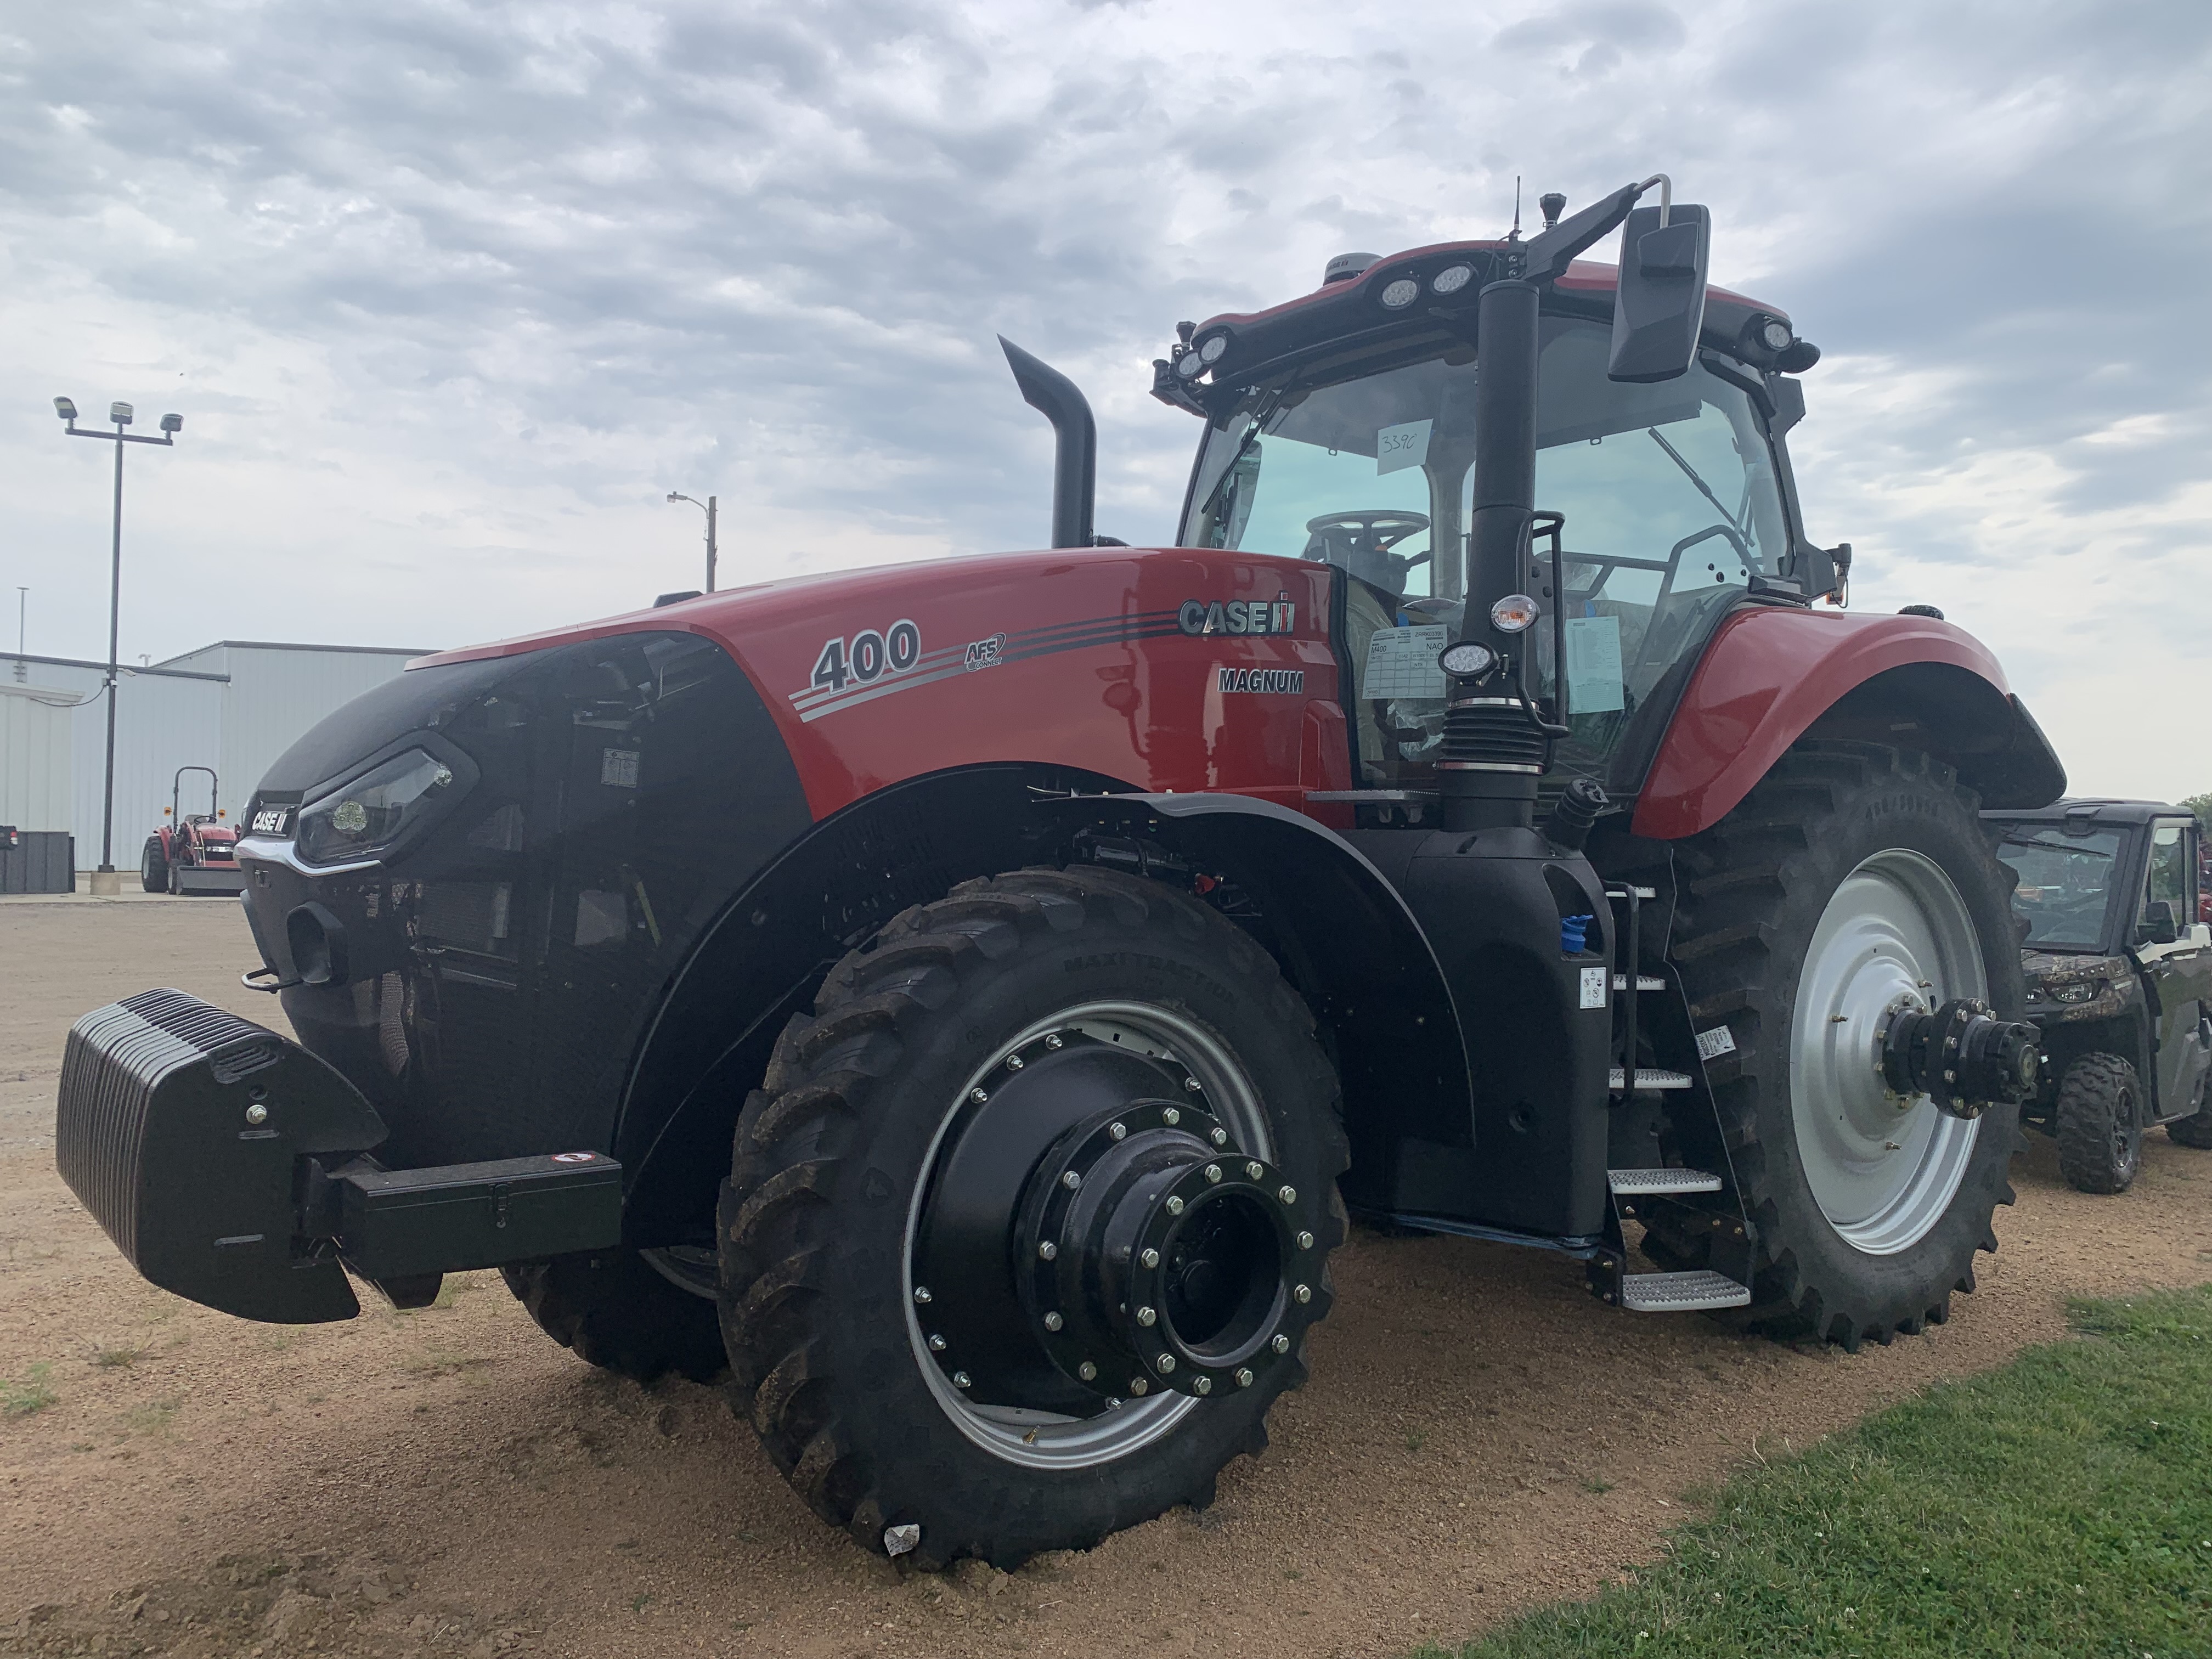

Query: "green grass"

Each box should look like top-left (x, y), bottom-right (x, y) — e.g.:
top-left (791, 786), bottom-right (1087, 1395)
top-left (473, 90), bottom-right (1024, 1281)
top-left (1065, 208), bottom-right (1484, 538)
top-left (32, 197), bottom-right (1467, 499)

top-left (1424, 1285), bottom-right (2212, 1659)
top-left (2, 1362), bottom-right (59, 1417)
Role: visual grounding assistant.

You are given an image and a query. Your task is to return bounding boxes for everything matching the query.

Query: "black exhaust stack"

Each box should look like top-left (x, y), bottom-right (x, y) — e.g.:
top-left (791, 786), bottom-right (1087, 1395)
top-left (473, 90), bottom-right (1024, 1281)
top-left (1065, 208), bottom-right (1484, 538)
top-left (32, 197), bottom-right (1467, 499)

top-left (1000, 336), bottom-right (1097, 550)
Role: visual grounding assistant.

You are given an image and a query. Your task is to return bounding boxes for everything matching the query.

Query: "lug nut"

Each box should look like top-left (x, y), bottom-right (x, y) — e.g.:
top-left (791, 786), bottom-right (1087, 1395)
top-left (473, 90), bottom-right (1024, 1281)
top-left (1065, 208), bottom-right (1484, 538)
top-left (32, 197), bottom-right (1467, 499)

top-left (1272, 1333), bottom-right (1291, 1354)
top-left (914, 1286), bottom-right (933, 1305)
top-left (1234, 1367), bottom-right (1255, 1387)
top-left (1006, 1054), bottom-right (1024, 1070)
top-left (1039, 1240), bottom-right (1058, 1261)
top-left (952, 1371), bottom-right (972, 1390)
top-left (1184, 1077), bottom-right (1202, 1092)
top-left (1136, 1306), bottom-right (1157, 1327)
top-left (1193, 1375), bottom-right (1212, 1395)
top-left (1204, 1164), bottom-right (1222, 1183)
top-left (1078, 1361), bottom-right (1097, 1381)
top-left (1043, 1312), bottom-right (1064, 1331)
top-left (1210, 1127), bottom-right (1228, 1147)
top-left (1296, 1230), bottom-right (1314, 1250)
top-left (1140, 1248), bottom-right (1160, 1269)
top-left (1165, 1196), bottom-right (1184, 1215)
top-left (1278, 1185), bottom-right (1297, 1206)
top-left (970, 1088), bottom-right (989, 1103)
top-left (1131, 1378), bottom-right (1149, 1396)
top-left (1045, 1033), bottom-right (1064, 1049)
top-left (1294, 1283), bottom-right (1312, 1304)
top-left (1244, 1161), bottom-right (1263, 1180)
top-left (1105, 1396), bottom-right (1121, 1408)
top-left (1062, 1170), bottom-right (1082, 1190)
top-left (1110, 1121), bottom-right (1127, 1141)
top-left (1156, 1354), bottom-right (1176, 1374)
top-left (1162, 1107), bottom-right (1180, 1126)
top-left (244, 1102), bottom-right (269, 1125)
top-left (928, 1334), bottom-right (947, 1352)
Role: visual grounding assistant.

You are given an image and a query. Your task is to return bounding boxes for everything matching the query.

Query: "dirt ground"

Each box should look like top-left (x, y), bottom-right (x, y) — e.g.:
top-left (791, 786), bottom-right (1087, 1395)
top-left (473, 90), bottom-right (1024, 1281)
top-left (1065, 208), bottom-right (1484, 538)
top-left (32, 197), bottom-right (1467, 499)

top-left (3, 901), bottom-right (2208, 1659)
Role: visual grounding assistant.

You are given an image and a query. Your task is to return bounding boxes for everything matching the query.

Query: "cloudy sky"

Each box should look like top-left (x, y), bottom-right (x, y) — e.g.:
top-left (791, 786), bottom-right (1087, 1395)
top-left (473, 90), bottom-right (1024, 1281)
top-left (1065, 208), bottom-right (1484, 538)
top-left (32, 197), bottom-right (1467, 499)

top-left (4, 0), bottom-right (2207, 796)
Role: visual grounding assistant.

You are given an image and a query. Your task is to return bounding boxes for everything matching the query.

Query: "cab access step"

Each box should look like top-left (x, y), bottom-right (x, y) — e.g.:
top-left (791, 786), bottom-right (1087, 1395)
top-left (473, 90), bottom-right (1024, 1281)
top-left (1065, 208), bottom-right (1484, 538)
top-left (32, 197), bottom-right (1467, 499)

top-left (54, 989), bottom-right (622, 1321)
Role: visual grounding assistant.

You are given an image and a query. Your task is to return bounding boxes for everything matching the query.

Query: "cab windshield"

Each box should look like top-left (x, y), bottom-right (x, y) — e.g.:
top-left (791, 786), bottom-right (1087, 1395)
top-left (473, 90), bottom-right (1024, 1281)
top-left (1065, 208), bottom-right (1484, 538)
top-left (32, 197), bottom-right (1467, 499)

top-left (1181, 317), bottom-right (1790, 790)
top-left (1991, 826), bottom-right (2126, 951)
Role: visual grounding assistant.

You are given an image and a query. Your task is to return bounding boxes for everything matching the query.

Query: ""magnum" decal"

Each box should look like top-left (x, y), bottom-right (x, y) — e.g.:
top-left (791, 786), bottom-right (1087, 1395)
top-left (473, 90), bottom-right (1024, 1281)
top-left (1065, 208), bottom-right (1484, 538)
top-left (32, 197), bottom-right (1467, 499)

top-left (1217, 667), bottom-right (1306, 695)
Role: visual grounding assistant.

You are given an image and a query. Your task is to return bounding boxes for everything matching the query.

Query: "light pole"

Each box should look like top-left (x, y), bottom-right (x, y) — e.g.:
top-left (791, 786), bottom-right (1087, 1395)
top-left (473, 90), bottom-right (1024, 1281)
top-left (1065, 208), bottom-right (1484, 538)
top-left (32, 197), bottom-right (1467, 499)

top-left (12, 588), bottom-right (24, 683)
top-left (54, 397), bottom-right (182, 894)
top-left (666, 492), bottom-right (718, 592)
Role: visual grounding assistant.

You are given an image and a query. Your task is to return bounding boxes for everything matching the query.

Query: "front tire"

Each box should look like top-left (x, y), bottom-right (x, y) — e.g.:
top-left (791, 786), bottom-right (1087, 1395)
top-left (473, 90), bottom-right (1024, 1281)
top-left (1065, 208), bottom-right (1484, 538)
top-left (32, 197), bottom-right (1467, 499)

top-left (2054, 1053), bottom-right (2142, 1193)
top-left (140, 837), bottom-right (168, 894)
top-left (1661, 743), bottom-right (2026, 1350)
top-left (500, 1248), bottom-right (729, 1384)
top-left (716, 866), bottom-right (1346, 1567)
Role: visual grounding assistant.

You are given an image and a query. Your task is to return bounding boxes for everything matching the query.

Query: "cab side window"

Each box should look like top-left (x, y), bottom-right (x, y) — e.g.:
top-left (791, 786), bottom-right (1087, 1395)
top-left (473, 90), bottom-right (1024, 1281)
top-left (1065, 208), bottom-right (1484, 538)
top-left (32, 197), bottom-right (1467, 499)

top-left (2146, 821), bottom-right (2194, 933)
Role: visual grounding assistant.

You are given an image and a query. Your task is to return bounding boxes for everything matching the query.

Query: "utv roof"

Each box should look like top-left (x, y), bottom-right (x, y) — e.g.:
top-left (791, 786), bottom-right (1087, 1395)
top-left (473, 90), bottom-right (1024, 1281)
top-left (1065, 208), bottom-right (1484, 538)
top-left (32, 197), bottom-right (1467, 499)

top-left (1982, 799), bottom-right (2186, 828)
top-left (1179, 240), bottom-right (1801, 401)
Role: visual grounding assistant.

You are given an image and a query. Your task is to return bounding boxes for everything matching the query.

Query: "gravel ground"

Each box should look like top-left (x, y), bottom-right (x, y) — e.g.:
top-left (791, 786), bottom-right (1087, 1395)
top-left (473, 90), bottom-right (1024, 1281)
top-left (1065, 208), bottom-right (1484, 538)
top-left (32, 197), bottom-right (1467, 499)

top-left (3, 900), bottom-right (2208, 1659)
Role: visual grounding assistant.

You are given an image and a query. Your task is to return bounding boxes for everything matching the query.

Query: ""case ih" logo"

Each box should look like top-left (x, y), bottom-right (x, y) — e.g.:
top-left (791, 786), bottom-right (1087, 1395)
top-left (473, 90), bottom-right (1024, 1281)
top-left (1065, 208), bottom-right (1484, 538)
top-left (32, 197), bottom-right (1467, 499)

top-left (1178, 594), bottom-right (1295, 637)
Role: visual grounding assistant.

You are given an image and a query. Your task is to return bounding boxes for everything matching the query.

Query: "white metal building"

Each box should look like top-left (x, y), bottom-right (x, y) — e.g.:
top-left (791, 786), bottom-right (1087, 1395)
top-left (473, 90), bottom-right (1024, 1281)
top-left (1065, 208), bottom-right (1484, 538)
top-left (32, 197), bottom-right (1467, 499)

top-left (1, 640), bottom-right (428, 871)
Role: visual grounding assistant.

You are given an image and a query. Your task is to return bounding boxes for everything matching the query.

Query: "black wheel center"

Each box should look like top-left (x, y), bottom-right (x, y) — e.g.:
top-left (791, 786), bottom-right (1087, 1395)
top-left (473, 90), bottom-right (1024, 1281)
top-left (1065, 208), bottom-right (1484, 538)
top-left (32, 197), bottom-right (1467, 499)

top-left (1163, 1191), bottom-right (1278, 1352)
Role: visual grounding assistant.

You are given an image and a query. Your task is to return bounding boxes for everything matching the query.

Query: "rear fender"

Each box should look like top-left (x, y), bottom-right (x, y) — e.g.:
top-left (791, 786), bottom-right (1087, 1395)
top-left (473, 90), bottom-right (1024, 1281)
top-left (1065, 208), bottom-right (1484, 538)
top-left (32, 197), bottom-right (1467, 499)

top-left (1633, 608), bottom-right (2066, 839)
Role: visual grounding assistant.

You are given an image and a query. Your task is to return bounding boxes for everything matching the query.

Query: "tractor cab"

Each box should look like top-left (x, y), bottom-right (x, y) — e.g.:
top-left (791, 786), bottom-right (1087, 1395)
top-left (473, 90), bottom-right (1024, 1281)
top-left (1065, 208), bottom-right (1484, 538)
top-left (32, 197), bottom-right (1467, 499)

top-left (1160, 217), bottom-right (1832, 813)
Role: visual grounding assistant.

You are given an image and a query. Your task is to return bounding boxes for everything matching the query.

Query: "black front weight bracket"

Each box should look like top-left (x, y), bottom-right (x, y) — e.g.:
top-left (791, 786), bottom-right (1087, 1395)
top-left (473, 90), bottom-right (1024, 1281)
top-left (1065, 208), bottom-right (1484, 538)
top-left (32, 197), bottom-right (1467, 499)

top-left (57, 989), bottom-right (621, 1322)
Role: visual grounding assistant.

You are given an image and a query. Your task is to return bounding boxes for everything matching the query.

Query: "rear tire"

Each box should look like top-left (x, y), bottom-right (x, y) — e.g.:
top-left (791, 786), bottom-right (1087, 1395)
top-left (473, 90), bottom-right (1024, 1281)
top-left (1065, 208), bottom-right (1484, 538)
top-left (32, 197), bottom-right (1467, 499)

top-left (140, 837), bottom-right (168, 894)
top-left (1658, 742), bottom-right (2025, 1350)
top-left (2166, 1064), bottom-right (2212, 1149)
top-left (501, 1248), bottom-right (729, 1384)
top-left (716, 866), bottom-right (1347, 1567)
top-left (2054, 1053), bottom-right (2142, 1193)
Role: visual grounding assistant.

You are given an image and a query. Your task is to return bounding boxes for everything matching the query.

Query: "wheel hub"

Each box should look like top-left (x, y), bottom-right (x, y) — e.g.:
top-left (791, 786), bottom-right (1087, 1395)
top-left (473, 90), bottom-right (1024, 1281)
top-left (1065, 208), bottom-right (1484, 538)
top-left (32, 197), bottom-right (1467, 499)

top-left (909, 1024), bottom-right (1318, 1419)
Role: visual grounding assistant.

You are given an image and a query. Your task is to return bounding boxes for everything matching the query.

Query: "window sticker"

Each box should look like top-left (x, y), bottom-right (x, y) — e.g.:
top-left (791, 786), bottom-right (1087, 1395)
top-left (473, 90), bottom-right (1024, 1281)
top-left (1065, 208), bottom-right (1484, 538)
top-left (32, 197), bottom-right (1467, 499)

top-left (1362, 624), bottom-right (1449, 699)
top-left (1376, 419), bottom-right (1434, 476)
top-left (1563, 614), bottom-right (1625, 714)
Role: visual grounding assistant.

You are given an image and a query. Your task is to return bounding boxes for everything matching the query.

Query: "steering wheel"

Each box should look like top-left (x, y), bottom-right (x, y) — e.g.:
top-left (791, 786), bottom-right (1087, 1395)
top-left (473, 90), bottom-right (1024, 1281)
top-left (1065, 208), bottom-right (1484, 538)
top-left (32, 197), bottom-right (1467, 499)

top-left (1304, 511), bottom-right (1431, 553)
top-left (1302, 511), bottom-right (1432, 597)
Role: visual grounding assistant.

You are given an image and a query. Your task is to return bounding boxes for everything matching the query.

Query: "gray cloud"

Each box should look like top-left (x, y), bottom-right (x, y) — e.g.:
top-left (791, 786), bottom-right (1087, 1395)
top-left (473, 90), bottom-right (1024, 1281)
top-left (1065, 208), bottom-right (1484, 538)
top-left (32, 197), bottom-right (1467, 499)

top-left (2, 0), bottom-right (2206, 788)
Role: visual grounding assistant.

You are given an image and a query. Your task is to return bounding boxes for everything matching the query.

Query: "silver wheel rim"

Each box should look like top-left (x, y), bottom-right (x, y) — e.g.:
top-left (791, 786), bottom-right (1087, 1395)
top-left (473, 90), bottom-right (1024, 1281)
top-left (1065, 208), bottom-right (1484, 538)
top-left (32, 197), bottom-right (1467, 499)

top-left (904, 999), bottom-right (1273, 1470)
top-left (1791, 849), bottom-right (1984, 1255)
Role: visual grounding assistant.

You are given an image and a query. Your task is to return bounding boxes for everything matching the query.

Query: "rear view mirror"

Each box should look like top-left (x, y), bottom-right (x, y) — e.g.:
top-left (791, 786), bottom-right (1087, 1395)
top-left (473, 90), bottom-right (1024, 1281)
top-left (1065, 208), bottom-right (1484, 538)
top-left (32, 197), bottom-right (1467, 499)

top-left (2141, 899), bottom-right (2179, 946)
top-left (1608, 203), bottom-right (1711, 383)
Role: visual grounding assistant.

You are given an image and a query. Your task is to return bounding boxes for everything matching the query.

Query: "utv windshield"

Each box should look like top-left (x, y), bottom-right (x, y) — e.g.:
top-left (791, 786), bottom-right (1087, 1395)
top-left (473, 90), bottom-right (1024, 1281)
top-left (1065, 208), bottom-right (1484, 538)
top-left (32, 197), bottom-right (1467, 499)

top-left (1181, 317), bottom-right (1790, 791)
top-left (1991, 826), bottom-right (2127, 951)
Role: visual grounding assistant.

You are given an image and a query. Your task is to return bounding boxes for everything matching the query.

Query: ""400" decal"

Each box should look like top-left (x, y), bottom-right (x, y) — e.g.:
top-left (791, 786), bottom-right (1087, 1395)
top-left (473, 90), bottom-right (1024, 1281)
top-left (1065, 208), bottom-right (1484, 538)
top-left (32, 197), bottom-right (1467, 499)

top-left (811, 619), bottom-right (921, 692)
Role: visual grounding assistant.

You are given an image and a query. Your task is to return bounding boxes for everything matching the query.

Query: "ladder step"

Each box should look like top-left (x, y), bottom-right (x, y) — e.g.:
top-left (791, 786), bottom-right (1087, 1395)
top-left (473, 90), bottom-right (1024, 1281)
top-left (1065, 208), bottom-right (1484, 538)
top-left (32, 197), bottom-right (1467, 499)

top-left (1620, 1270), bottom-right (1752, 1312)
top-left (1608, 1067), bottom-right (1694, 1092)
top-left (1607, 1167), bottom-right (1724, 1195)
top-left (1612, 974), bottom-right (1666, 991)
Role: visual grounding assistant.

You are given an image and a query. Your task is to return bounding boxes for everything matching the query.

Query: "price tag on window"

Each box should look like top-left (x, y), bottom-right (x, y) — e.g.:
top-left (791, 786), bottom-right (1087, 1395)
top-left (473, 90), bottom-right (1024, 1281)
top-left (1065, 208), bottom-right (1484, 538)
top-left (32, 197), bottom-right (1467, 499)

top-left (1376, 420), bottom-right (1432, 476)
top-left (1362, 625), bottom-right (1449, 699)
top-left (1563, 615), bottom-right (1624, 714)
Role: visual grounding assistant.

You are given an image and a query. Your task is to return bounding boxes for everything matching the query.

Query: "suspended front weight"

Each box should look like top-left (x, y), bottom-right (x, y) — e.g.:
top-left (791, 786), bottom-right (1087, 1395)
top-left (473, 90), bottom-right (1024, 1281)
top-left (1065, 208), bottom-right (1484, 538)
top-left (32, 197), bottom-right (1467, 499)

top-left (1016, 1098), bottom-right (1317, 1402)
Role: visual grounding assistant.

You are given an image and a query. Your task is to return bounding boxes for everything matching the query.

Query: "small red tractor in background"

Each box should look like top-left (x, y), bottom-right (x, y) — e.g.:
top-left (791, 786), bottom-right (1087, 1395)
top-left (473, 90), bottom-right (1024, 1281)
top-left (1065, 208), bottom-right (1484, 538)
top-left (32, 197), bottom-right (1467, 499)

top-left (141, 766), bottom-right (244, 895)
top-left (61, 171), bottom-right (2061, 1568)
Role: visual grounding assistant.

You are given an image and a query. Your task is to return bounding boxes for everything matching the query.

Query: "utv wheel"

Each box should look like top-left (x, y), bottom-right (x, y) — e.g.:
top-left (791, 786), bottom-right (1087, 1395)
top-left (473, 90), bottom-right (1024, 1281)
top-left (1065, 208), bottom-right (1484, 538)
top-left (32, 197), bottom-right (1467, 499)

top-left (1660, 742), bottom-right (2026, 1350)
top-left (716, 866), bottom-right (1346, 1567)
top-left (140, 837), bottom-right (168, 894)
top-left (2053, 1053), bottom-right (2142, 1193)
top-left (500, 1247), bottom-right (729, 1384)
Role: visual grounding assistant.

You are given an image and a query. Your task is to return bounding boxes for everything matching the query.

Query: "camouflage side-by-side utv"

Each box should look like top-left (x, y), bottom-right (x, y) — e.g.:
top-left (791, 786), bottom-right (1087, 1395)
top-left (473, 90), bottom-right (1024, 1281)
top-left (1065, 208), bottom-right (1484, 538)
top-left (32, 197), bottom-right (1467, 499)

top-left (1986, 801), bottom-right (2212, 1191)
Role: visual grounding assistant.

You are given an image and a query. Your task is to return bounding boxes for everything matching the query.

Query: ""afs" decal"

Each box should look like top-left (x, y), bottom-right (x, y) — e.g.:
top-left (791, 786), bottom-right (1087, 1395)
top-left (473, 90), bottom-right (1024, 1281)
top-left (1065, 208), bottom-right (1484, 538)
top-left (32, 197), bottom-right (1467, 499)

top-left (1217, 667), bottom-right (1306, 695)
top-left (1178, 593), bottom-right (1296, 637)
top-left (810, 620), bottom-right (922, 692)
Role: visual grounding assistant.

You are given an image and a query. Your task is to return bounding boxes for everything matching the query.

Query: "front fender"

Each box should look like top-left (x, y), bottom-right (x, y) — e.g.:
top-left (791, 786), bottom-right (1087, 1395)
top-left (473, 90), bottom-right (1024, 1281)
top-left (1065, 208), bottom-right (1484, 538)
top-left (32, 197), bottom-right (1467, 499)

top-left (1632, 607), bottom-right (2065, 838)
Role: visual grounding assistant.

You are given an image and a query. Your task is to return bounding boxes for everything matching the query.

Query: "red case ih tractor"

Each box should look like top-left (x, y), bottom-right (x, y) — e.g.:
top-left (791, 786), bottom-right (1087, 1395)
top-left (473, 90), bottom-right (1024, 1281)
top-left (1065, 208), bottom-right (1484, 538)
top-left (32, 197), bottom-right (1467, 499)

top-left (141, 766), bottom-right (246, 895)
top-left (58, 176), bottom-right (2059, 1568)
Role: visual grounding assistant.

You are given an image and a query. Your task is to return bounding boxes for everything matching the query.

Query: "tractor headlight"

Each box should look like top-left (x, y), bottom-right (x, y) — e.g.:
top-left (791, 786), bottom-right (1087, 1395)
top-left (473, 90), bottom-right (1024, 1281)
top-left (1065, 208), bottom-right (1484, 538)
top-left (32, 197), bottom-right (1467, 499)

top-left (2047, 980), bottom-right (2102, 1006)
top-left (1176, 351), bottom-right (1206, 380)
top-left (1438, 641), bottom-right (1495, 676)
top-left (1379, 278), bottom-right (1420, 309)
top-left (1431, 264), bottom-right (1474, 296)
top-left (295, 748), bottom-right (461, 866)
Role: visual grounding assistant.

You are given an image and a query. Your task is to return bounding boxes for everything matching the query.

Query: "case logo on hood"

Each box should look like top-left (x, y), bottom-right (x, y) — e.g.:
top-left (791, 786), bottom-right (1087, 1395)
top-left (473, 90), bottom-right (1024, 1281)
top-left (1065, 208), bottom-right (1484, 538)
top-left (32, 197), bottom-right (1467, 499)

top-left (1178, 593), bottom-right (1295, 637)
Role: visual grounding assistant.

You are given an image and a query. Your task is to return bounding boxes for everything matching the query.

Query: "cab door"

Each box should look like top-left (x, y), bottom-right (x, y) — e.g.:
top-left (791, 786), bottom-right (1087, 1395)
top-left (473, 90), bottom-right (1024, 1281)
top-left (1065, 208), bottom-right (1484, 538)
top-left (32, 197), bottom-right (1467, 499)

top-left (2136, 817), bottom-right (2211, 1119)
